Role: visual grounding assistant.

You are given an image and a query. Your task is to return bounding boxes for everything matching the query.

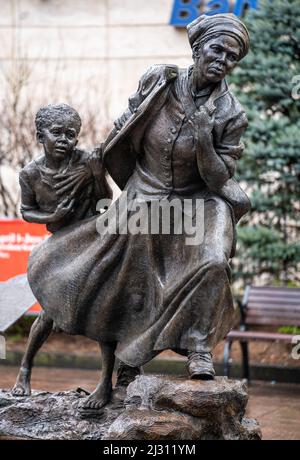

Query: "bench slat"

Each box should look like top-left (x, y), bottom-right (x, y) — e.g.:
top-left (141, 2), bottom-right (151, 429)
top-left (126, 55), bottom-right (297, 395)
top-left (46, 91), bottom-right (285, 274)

top-left (249, 289), bottom-right (300, 299)
top-left (247, 302), bottom-right (300, 311)
top-left (249, 288), bottom-right (300, 294)
top-left (245, 316), bottom-right (300, 326)
top-left (249, 293), bottom-right (300, 301)
top-left (227, 330), bottom-right (294, 341)
top-left (247, 306), bottom-right (300, 315)
top-left (248, 296), bottom-right (300, 304)
top-left (249, 287), bottom-right (300, 293)
top-left (247, 309), bottom-right (300, 321)
top-left (248, 296), bottom-right (300, 303)
top-left (248, 297), bottom-right (300, 306)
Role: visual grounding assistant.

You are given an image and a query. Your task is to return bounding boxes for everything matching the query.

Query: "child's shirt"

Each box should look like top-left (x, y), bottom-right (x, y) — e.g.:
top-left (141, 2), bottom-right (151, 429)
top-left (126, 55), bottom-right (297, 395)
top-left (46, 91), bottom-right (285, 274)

top-left (19, 148), bottom-right (104, 233)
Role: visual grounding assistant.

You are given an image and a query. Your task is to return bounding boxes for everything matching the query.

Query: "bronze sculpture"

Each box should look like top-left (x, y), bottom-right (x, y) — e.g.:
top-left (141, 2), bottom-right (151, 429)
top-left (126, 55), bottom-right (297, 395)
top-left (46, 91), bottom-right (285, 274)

top-left (14, 13), bottom-right (251, 411)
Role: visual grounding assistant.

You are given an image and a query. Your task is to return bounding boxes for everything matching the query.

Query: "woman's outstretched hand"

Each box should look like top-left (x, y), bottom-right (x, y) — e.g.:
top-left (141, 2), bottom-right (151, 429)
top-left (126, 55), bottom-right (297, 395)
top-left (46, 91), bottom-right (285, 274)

top-left (87, 147), bottom-right (104, 178)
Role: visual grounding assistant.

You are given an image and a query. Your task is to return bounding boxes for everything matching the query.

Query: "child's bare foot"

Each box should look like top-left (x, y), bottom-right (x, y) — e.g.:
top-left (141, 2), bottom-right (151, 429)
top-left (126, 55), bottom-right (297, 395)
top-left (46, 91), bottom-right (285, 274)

top-left (79, 381), bottom-right (112, 410)
top-left (11, 367), bottom-right (31, 396)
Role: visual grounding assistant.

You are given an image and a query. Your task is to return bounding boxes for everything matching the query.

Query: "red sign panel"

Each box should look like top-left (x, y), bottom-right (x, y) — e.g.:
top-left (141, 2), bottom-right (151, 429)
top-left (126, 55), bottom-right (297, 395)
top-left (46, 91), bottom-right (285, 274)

top-left (0, 220), bottom-right (49, 314)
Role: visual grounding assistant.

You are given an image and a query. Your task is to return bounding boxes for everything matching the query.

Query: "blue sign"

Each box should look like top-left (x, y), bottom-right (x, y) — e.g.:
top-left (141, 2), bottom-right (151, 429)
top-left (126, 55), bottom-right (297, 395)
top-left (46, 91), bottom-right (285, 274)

top-left (170, 0), bottom-right (258, 27)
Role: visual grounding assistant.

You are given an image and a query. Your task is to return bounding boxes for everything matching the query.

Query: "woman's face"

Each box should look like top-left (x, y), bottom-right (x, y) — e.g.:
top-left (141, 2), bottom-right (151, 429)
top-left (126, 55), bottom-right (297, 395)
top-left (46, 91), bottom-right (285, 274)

top-left (193, 35), bottom-right (241, 86)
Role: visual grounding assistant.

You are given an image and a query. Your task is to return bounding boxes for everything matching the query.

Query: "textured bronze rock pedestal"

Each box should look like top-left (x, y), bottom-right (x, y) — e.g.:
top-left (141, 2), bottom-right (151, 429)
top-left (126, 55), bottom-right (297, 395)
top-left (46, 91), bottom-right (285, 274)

top-left (0, 376), bottom-right (261, 440)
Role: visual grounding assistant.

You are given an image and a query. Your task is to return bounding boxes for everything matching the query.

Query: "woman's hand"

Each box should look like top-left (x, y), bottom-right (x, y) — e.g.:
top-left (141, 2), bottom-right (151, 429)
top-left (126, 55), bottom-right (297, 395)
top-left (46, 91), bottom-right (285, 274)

top-left (189, 105), bottom-right (216, 140)
top-left (87, 148), bottom-right (103, 178)
top-left (192, 104), bottom-right (231, 190)
top-left (53, 166), bottom-right (91, 197)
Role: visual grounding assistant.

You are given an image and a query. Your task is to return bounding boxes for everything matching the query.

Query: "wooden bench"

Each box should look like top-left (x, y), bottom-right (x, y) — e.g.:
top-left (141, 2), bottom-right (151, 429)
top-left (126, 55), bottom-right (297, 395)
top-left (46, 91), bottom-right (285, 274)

top-left (223, 285), bottom-right (300, 381)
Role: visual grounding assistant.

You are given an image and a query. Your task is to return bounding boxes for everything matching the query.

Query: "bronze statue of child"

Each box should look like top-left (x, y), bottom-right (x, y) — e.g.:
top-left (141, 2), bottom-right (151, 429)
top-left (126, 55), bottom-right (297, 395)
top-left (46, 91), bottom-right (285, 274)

top-left (11, 103), bottom-right (114, 396)
top-left (18, 103), bottom-right (111, 233)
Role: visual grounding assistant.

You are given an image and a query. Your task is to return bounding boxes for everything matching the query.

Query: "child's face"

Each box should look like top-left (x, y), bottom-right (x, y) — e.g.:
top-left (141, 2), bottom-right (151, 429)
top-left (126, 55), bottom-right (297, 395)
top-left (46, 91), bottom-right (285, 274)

top-left (41, 116), bottom-right (78, 161)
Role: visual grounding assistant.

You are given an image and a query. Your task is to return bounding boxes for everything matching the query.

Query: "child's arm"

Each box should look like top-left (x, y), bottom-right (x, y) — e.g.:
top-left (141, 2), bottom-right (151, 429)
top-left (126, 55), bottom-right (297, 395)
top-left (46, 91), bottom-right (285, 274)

top-left (21, 199), bottom-right (75, 224)
top-left (19, 169), bottom-right (74, 224)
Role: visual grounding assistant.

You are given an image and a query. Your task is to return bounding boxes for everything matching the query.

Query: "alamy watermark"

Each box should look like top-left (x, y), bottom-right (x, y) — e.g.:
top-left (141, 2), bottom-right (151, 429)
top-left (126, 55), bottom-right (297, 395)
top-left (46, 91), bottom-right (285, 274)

top-left (96, 193), bottom-right (205, 246)
top-left (291, 75), bottom-right (300, 100)
top-left (291, 335), bottom-right (300, 360)
top-left (0, 334), bottom-right (5, 360)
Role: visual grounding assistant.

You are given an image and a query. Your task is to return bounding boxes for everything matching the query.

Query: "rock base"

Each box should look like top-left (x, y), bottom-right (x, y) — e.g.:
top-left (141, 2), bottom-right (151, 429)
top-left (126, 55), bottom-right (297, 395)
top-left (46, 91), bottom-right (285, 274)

top-left (0, 376), bottom-right (261, 440)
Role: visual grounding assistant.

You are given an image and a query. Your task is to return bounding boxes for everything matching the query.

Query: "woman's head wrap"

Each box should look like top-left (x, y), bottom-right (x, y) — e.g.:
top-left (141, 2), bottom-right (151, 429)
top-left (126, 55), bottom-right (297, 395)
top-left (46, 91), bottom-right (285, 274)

top-left (187, 13), bottom-right (250, 60)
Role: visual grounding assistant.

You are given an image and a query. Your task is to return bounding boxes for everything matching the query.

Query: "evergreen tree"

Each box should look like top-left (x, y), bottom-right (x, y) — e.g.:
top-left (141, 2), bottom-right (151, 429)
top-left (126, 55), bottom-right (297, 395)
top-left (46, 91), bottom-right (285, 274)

top-left (230, 0), bottom-right (300, 285)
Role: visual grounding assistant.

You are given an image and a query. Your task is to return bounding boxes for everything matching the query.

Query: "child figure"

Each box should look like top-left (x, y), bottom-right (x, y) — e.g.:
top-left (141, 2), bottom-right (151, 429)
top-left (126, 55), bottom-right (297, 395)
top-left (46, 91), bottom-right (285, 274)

top-left (18, 103), bottom-right (111, 233)
top-left (11, 103), bottom-right (114, 397)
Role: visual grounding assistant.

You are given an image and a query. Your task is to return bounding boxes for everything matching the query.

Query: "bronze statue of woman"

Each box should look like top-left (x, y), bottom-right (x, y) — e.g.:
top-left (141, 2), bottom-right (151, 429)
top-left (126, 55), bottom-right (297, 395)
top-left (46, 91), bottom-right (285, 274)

top-left (26, 13), bottom-right (251, 410)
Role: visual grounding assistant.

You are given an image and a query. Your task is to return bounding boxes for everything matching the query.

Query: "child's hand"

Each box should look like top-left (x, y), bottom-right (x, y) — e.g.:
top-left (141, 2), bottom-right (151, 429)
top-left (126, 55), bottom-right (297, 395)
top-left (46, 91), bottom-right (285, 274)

top-left (51, 197), bottom-right (75, 221)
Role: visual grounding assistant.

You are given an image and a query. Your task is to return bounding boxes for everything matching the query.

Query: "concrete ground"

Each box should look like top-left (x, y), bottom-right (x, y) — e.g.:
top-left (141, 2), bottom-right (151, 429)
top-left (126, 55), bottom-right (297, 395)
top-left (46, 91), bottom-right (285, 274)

top-left (1, 365), bottom-right (299, 440)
